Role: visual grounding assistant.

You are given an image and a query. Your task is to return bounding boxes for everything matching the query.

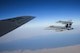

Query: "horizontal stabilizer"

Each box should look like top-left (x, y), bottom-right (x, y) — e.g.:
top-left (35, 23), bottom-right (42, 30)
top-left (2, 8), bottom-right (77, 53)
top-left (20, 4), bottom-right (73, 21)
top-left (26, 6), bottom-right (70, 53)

top-left (0, 16), bottom-right (35, 37)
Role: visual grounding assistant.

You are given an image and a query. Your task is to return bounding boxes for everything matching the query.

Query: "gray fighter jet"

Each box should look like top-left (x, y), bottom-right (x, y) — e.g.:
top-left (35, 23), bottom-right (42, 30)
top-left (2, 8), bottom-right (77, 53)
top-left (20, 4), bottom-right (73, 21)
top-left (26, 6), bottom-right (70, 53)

top-left (46, 20), bottom-right (74, 31)
top-left (0, 16), bottom-right (35, 37)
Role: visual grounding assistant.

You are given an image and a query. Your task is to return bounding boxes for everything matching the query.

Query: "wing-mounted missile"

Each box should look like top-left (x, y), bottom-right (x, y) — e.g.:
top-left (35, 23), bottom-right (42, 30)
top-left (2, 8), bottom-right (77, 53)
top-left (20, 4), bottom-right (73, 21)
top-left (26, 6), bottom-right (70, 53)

top-left (0, 16), bottom-right (35, 37)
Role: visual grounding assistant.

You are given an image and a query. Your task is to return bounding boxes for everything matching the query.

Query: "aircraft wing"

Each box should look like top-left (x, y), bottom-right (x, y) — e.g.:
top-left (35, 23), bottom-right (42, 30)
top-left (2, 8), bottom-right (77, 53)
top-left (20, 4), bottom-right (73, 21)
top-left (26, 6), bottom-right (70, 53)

top-left (57, 20), bottom-right (73, 24)
top-left (45, 26), bottom-right (66, 31)
top-left (0, 16), bottom-right (35, 37)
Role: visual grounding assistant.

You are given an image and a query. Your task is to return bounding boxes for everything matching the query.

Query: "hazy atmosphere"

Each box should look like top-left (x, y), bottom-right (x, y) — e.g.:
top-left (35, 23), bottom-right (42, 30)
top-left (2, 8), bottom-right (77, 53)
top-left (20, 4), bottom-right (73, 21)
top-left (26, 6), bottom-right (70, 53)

top-left (0, 0), bottom-right (80, 53)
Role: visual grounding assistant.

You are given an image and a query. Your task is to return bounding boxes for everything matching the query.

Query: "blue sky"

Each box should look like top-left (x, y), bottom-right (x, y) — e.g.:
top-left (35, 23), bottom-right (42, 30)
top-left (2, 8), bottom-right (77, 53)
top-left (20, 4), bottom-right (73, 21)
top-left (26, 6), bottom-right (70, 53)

top-left (0, 0), bottom-right (80, 52)
top-left (0, 0), bottom-right (80, 20)
top-left (0, 0), bottom-right (80, 26)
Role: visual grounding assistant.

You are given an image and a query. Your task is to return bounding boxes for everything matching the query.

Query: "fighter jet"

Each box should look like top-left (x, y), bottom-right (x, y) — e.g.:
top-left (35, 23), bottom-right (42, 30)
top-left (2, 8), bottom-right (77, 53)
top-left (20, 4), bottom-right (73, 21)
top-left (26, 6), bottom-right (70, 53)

top-left (45, 20), bottom-right (74, 31)
top-left (0, 16), bottom-right (35, 37)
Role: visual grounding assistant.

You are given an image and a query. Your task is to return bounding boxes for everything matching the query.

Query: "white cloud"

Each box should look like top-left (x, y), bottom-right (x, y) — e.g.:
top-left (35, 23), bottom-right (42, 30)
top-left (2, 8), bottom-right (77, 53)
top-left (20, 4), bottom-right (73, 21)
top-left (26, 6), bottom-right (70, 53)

top-left (0, 44), bottom-right (80, 53)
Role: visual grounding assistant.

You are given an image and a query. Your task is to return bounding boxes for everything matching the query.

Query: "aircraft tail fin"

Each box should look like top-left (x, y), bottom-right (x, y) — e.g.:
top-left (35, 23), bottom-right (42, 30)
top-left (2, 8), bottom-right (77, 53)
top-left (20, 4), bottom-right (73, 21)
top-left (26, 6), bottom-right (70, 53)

top-left (65, 23), bottom-right (72, 28)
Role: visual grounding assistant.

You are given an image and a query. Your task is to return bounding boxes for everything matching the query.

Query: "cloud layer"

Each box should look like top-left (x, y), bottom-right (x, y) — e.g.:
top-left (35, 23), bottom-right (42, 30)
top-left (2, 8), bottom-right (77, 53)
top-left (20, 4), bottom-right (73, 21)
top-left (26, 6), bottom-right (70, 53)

top-left (0, 44), bottom-right (80, 53)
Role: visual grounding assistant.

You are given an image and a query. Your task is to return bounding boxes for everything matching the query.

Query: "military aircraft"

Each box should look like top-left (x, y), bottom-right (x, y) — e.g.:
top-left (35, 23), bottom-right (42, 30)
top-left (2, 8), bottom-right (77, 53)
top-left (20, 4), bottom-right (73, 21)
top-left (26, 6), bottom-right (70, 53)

top-left (45, 20), bottom-right (74, 31)
top-left (0, 16), bottom-right (35, 37)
